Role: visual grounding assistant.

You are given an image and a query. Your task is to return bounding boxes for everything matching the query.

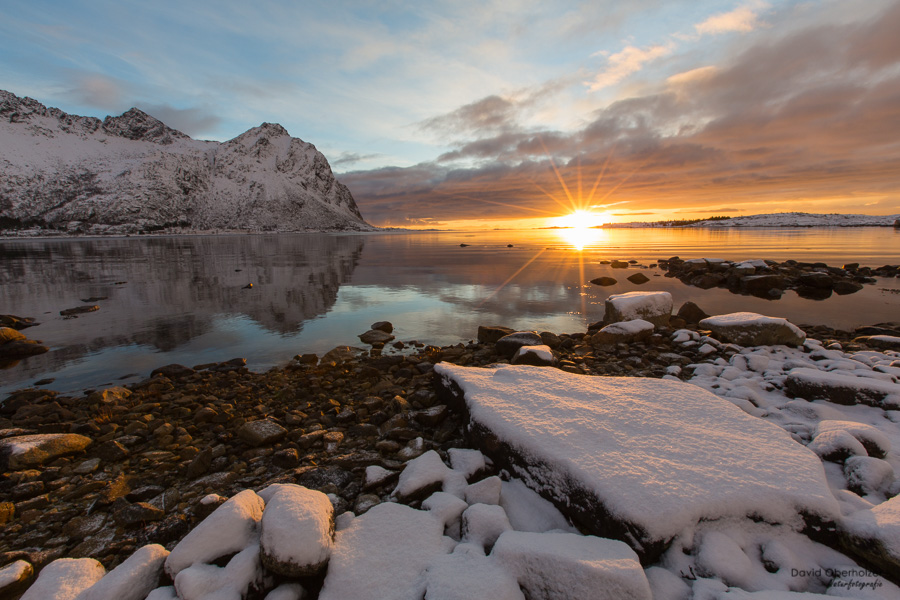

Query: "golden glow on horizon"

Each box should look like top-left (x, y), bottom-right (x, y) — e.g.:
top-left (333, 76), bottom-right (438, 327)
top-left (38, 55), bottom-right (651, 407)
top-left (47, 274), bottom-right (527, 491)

top-left (555, 225), bottom-right (607, 251)
top-left (550, 209), bottom-right (608, 229)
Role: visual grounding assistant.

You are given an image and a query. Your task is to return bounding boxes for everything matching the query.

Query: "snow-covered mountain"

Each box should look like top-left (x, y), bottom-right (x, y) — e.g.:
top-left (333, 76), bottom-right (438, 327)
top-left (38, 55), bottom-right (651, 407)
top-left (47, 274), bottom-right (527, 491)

top-left (686, 212), bottom-right (900, 227)
top-left (606, 212), bottom-right (900, 228)
top-left (0, 90), bottom-right (373, 234)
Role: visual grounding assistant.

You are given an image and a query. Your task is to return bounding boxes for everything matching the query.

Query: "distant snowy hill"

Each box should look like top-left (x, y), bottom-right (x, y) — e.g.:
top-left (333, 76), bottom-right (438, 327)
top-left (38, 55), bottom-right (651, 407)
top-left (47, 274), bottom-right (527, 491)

top-left (0, 90), bottom-right (373, 234)
top-left (606, 212), bottom-right (900, 228)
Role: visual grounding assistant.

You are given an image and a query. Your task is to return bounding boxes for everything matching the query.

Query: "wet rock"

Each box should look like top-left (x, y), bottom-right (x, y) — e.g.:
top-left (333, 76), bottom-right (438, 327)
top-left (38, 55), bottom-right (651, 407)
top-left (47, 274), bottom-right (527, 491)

top-left (590, 277), bottom-right (617, 287)
top-left (94, 440), bottom-right (130, 461)
top-left (626, 273), bottom-right (650, 285)
top-left (477, 325), bottom-right (514, 343)
top-left (0, 433), bottom-right (92, 470)
top-left (0, 327), bottom-right (26, 344)
top-left (87, 386), bottom-right (132, 405)
top-left (150, 364), bottom-right (195, 379)
top-left (371, 321), bottom-right (394, 333)
top-left (358, 329), bottom-right (395, 345)
top-left (611, 260), bottom-right (629, 269)
top-left (676, 301), bottom-right (709, 324)
top-left (114, 502), bottom-right (165, 526)
top-left (0, 314), bottom-right (37, 330)
top-left (238, 419), bottom-right (287, 447)
top-left (833, 280), bottom-right (864, 295)
top-left (740, 274), bottom-right (787, 296)
top-left (495, 332), bottom-right (543, 358)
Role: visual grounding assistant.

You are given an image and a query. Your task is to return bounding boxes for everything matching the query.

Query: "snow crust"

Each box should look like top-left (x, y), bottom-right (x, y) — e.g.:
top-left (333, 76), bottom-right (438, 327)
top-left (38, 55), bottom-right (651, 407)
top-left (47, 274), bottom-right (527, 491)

top-left (435, 362), bottom-right (839, 542)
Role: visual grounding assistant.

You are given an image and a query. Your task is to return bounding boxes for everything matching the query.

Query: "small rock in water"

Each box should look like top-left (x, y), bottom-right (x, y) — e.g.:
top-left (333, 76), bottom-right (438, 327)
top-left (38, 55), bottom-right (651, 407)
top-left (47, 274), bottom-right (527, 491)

top-left (626, 273), bottom-right (650, 285)
top-left (60, 305), bottom-right (100, 317)
top-left (371, 321), bottom-right (393, 333)
top-left (358, 329), bottom-right (395, 345)
top-left (590, 277), bottom-right (617, 287)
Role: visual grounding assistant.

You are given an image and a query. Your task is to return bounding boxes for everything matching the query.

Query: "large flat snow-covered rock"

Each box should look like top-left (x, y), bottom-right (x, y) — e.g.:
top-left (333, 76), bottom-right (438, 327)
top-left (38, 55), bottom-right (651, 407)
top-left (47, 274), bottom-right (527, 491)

top-left (434, 363), bottom-right (839, 561)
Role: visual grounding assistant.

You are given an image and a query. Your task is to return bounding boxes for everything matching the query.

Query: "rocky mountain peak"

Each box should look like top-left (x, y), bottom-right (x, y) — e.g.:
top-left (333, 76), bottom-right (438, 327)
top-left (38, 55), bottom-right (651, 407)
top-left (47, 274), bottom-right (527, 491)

top-left (0, 89), bottom-right (373, 234)
top-left (101, 107), bottom-right (189, 145)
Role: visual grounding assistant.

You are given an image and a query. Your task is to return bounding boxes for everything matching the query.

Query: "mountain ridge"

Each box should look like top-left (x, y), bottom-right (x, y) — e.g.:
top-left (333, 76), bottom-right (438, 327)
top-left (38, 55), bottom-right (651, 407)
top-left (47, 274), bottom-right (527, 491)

top-left (0, 90), bottom-right (373, 235)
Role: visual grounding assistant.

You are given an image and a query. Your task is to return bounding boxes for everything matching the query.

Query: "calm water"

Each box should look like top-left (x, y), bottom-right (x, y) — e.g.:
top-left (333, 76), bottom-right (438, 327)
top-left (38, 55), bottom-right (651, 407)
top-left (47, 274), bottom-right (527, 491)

top-left (1, 227), bottom-right (899, 396)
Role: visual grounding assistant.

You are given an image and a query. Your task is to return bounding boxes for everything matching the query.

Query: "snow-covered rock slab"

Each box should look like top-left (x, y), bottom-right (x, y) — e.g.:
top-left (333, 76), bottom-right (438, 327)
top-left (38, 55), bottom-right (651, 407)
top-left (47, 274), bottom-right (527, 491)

top-left (700, 312), bottom-right (806, 347)
top-left (491, 531), bottom-right (651, 600)
top-left (425, 544), bottom-right (524, 600)
top-left (318, 502), bottom-right (448, 600)
top-left (604, 291), bottom-right (672, 327)
top-left (785, 368), bottom-right (900, 408)
top-left (258, 484), bottom-right (334, 577)
top-left (434, 363), bottom-right (839, 562)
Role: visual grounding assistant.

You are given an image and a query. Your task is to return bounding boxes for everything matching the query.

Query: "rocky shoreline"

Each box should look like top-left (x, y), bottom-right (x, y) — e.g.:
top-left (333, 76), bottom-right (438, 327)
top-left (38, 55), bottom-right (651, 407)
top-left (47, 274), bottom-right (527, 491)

top-left (2, 305), bottom-right (900, 598)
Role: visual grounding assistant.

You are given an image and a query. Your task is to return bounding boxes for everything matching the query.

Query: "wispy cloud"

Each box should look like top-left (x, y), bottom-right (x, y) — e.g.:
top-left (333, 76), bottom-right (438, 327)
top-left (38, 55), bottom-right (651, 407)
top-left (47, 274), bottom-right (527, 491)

top-left (589, 43), bottom-right (675, 91)
top-left (695, 2), bottom-right (769, 36)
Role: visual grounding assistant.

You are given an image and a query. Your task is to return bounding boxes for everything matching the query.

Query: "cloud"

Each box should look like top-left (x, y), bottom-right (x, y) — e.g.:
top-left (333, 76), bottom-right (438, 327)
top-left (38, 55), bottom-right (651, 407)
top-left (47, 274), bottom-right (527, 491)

top-left (331, 152), bottom-right (383, 168)
top-left (346, 2), bottom-right (900, 226)
top-left (589, 43), bottom-right (675, 91)
top-left (67, 74), bottom-right (128, 111)
top-left (695, 2), bottom-right (768, 36)
top-left (420, 95), bottom-right (519, 137)
top-left (136, 104), bottom-right (222, 137)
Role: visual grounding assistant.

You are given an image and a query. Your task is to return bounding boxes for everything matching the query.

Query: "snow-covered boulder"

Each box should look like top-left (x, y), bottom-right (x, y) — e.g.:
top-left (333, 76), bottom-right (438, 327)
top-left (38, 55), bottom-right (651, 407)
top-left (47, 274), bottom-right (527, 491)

top-left (464, 476), bottom-right (502, 506)
top-left (491, 531), bottom-right (652, 600)
top-left (258, 484), bottom-right (334, 577)
top-left (75, 544), bottom-right (168, 600)
top-left (21, 558), bottom-right (105, 600)
top-left (841, 495), bottom-right (900, 585)
top-left (511, 345), bottom-right (554, 366)
top-left (785, 368), bottom-right (900, 408)
top-left (318, 502), bottom-right (448, 600)
top-left (699, 312), bottom-right (806, 347)
top-left (589, 319), bottom-right (654, 349)
top-left (392, 449), bottom-right (455, 502)
top-left (434, 363), bottom-right (839, 562)
top-left (424, 544), bottom-right (525, 600)
top-left (165, 489), bottom-right (265, 577)
top-left (604, 291), bottom-right (672, 327)
top-left (173, 544), bottom-right (263, 600)
top-left (814, 421), bottom-right (891, 458)
top-left (461, 503), bottom-right (512, 551)
top-left (0, 433), bottom-right (92, 470)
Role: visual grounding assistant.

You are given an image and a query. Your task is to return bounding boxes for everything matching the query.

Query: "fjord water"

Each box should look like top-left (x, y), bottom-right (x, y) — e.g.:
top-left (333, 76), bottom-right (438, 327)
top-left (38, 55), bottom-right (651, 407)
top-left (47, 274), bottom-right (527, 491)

top-left (1, 227), bottom-right (899, 396)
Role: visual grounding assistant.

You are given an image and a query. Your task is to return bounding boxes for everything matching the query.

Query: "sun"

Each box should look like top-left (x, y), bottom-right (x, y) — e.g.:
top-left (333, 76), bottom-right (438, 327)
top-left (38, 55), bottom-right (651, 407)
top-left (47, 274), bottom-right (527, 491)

top-left (551, 209), bottom-right (608, 229)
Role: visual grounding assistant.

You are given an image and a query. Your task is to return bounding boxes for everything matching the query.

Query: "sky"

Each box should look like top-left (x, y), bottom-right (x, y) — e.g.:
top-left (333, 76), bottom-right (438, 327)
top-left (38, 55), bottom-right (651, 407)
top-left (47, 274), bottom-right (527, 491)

top-left (1, 0), bottom-right (899, 229)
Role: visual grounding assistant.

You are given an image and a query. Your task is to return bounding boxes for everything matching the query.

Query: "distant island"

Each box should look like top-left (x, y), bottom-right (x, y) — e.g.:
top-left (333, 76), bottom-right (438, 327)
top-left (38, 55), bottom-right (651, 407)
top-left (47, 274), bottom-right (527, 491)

top-left (601, 212), bottom-right (900, 228)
